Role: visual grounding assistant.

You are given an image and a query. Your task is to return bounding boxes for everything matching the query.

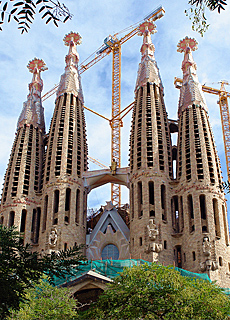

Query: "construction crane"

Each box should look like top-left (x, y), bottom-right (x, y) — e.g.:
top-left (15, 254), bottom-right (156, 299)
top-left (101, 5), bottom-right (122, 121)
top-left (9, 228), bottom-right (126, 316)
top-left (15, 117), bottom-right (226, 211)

top-left (174, 77), bottom-right (230, 182)
top-left (88, 156), bottom-right (109, 169)
top-left (42, 6), bottom-right (165, 206)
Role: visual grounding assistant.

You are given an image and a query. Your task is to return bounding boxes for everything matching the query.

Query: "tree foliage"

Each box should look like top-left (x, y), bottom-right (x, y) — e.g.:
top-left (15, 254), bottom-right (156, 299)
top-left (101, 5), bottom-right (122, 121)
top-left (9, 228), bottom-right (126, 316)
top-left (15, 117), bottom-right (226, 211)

top-left (84, 263), bottom-right (230, 320)
top-left (0, 225), bottom-right (84, 319)
top-left (0, 0), bottom-right (72, 33)
top-left (7, 278), bottom-right (78, 320)
top-left (185, 0), bottom-right (227, 36)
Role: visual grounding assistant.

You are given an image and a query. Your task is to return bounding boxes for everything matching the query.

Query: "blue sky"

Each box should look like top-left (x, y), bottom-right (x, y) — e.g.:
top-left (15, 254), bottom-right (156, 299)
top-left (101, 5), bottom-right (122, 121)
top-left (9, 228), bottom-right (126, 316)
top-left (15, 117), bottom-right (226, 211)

top-left (0, 0), bottom-right (230, 214)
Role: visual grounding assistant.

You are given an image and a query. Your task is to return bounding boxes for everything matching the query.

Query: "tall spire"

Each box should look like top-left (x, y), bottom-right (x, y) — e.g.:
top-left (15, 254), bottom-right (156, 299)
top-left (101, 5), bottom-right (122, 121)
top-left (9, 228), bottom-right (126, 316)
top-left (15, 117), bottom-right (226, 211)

top-left (17, 58), bottom-right (47, 131)
top-left (56, 31), bottom-right (84, 102)
top-left (135, 21), bottom-right (163, 91)
top-left (177, 36), bottom-right (207, 116)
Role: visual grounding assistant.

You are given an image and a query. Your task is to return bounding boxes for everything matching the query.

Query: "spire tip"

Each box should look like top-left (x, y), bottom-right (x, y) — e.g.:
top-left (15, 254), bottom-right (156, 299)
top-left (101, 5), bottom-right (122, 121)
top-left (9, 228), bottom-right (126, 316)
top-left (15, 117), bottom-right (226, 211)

top-left (177, 36), bottom-right (198, 53)
top-left (138, 21), bottom-right (157, 36)
top-left (63, 31), bottom-right (82, 46)
top-left (27, 58), bottom-right (48, 73)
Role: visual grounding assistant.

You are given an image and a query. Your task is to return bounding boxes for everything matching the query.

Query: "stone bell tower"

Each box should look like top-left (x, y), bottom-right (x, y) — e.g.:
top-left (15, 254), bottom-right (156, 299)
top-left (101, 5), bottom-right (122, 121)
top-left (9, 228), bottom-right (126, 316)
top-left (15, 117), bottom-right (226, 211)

top-left (39, 32), bottom-right (88, 253)
top-left (174, 37), bottom-right (230, 287)
top-left (129, 22), bottom-right (173, 263)
top-left (0, 58), bottom-right (47, 245)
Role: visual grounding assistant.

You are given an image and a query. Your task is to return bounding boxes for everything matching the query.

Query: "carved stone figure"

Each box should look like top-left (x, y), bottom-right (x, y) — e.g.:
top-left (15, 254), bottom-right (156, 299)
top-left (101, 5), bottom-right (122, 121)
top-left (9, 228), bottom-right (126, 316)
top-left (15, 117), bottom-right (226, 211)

top-left (49, 228), bottom-right (58, 247)
top-left (200, 236), bottom-right (218, 272)
top-left (202, 236), bottom-right (211, 257)
top-left (145, 242), bottom-right (162, 254)
top-left (147, 219), bottom-right (159, 241)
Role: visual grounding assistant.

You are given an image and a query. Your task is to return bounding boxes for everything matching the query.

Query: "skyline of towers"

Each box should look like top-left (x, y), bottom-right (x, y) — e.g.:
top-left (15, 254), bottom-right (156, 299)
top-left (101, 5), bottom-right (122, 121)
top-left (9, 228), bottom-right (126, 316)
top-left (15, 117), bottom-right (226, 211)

top-left (1, 27), bottom-right (230, 287)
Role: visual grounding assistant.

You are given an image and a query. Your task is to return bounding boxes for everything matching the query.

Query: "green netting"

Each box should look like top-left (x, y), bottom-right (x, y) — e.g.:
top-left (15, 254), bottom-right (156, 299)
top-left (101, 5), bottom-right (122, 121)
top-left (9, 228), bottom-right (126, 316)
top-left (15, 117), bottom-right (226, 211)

top-left (53, 259), bottom-right (211, 287)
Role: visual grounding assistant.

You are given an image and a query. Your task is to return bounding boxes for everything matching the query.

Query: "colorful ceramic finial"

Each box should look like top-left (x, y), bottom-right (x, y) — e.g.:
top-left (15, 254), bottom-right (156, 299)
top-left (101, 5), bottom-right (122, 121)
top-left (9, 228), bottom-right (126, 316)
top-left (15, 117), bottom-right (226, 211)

top-left (177, 36), bottom-right (198, 53)
top-left (63, 31), bottom-right (82, 46)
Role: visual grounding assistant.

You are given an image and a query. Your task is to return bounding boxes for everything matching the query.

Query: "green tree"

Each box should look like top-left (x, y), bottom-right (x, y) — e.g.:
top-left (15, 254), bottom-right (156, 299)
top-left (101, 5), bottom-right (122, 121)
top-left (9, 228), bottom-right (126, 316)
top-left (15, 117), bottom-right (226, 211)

top-left (186, 0), bottom-right (227, 36)
top-left (84, 263), bottom-right (230, 320)
top-left (0, 0), bottom-right (72, 33)
top-left (0, 225), bottom-right (84, 319)
top-left (7, 278), bottom-right (78, 320)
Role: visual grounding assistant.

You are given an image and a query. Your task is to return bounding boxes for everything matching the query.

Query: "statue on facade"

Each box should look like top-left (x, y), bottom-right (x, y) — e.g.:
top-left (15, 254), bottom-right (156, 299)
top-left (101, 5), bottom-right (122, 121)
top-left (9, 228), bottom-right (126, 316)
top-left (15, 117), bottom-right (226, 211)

top-left (147, 219), bottom-right (159, 241)
top-left (49, 228), bottom-right (58, 247)
top-left (145, 219), bottom-right (162, 254)
top-left (200, 236), bottom-right (218, 272)
top-left (110, 159), bottom-right (117, 175)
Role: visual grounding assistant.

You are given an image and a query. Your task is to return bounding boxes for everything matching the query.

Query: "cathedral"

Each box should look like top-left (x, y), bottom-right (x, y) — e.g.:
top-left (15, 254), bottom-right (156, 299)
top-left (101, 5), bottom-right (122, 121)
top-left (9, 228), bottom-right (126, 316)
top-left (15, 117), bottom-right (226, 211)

top-left (1, 22), bottom-right (230, 288)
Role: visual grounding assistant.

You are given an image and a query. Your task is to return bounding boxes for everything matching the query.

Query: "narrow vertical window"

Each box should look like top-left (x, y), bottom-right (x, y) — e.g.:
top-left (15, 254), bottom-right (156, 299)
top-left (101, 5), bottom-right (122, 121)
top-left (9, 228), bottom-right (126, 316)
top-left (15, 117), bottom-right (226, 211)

top-left (42, 195), bottom-right (48, 231)
top-left (213, 199), bottom-right (220, 238)
top-left (149, 181), bottom-right (154, 205)
top-left (192, 251), bottom-right (196, 261)
top-left (188, 195), bottom-right (195, 233)
top-left (20, 209), bottom-right (27, 233)
top-left (161, 184), bottom-right (167, 221)
top-left (0, 216), bottom-right (4, 225)
top-left (175, 246), bottom-right (182, 268)
top-left (65, 188), bottom-right (71, 223)
top-left (138, 181), bottom-right (143, 218)
top-left (53, 190), bottom-right (59, 225)
top-left (172, 196), bottom-right (179, 233)
top-left (131, 183), bottom-right (134, 219)
top-left (180, 196), bottom-right (184, 232)
top-left (222, 205), bottom-right (229, 245)
top-left (35, 208), bottom-right (41, 244)
top-left (200, 195), bottom-right (208, 232)
top-left (75, 189), bottom-right (80, 224)
top-left (139, 237), bottom-right (142, 246)
top-left (8, 211), bottom-right (15, 227)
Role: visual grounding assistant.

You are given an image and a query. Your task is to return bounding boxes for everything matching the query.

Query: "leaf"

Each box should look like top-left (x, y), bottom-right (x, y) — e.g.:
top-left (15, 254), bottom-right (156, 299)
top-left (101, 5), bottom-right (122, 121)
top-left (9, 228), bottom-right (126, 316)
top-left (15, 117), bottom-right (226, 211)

top-left (8, 13), bottom-right (11, 22)
top-left (53, 19), bottom-right (58, 27)
top-left (38, 5), bottom-right (45, 13)
top-left (36, 0), bottom-right (42, 4)
top-left (13, 15), bottom-right (19, 22)
top-left (1, 11), bottom-right (4, 21)
top-left (3, 2), bottom-right (7, 11)
top-left (45, 16), bottom-right (51, 24)
top-left (10, 7), bottom-right (18, 14)
top-left (41, 11), bottom-right (49, 19)
top-left (13, 1), bottom-right (24, 6)
top-left (63, 15), bottom-right (69, 23)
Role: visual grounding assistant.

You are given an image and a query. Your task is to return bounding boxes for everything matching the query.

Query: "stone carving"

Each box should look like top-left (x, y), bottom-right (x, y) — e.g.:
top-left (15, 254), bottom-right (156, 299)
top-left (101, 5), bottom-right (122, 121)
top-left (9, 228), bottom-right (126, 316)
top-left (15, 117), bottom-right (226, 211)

top-left (145, 242), bottom-right (162, 254)
top-left (200, 236), bottom-right (218, 272)
top-left (147, 219), bottom-right (159, 241)
top-left (202, 236), bottom-right (211, 257)
top-left (145, 219), bottom-right (162, 254)
top-left (49, 228), bottom-right (58, 247)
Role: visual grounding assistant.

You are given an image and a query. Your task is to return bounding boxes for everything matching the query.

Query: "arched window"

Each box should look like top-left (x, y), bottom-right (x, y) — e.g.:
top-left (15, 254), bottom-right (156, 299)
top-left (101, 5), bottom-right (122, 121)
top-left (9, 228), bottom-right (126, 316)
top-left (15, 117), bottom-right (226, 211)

top-left (101, 244), bottom-right (119, 260)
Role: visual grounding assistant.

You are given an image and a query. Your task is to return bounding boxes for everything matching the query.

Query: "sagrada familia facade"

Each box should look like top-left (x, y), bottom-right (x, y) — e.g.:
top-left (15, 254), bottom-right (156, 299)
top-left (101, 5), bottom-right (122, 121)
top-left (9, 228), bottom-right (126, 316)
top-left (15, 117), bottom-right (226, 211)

top-left (1, 22), bottom-right (230, 287)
